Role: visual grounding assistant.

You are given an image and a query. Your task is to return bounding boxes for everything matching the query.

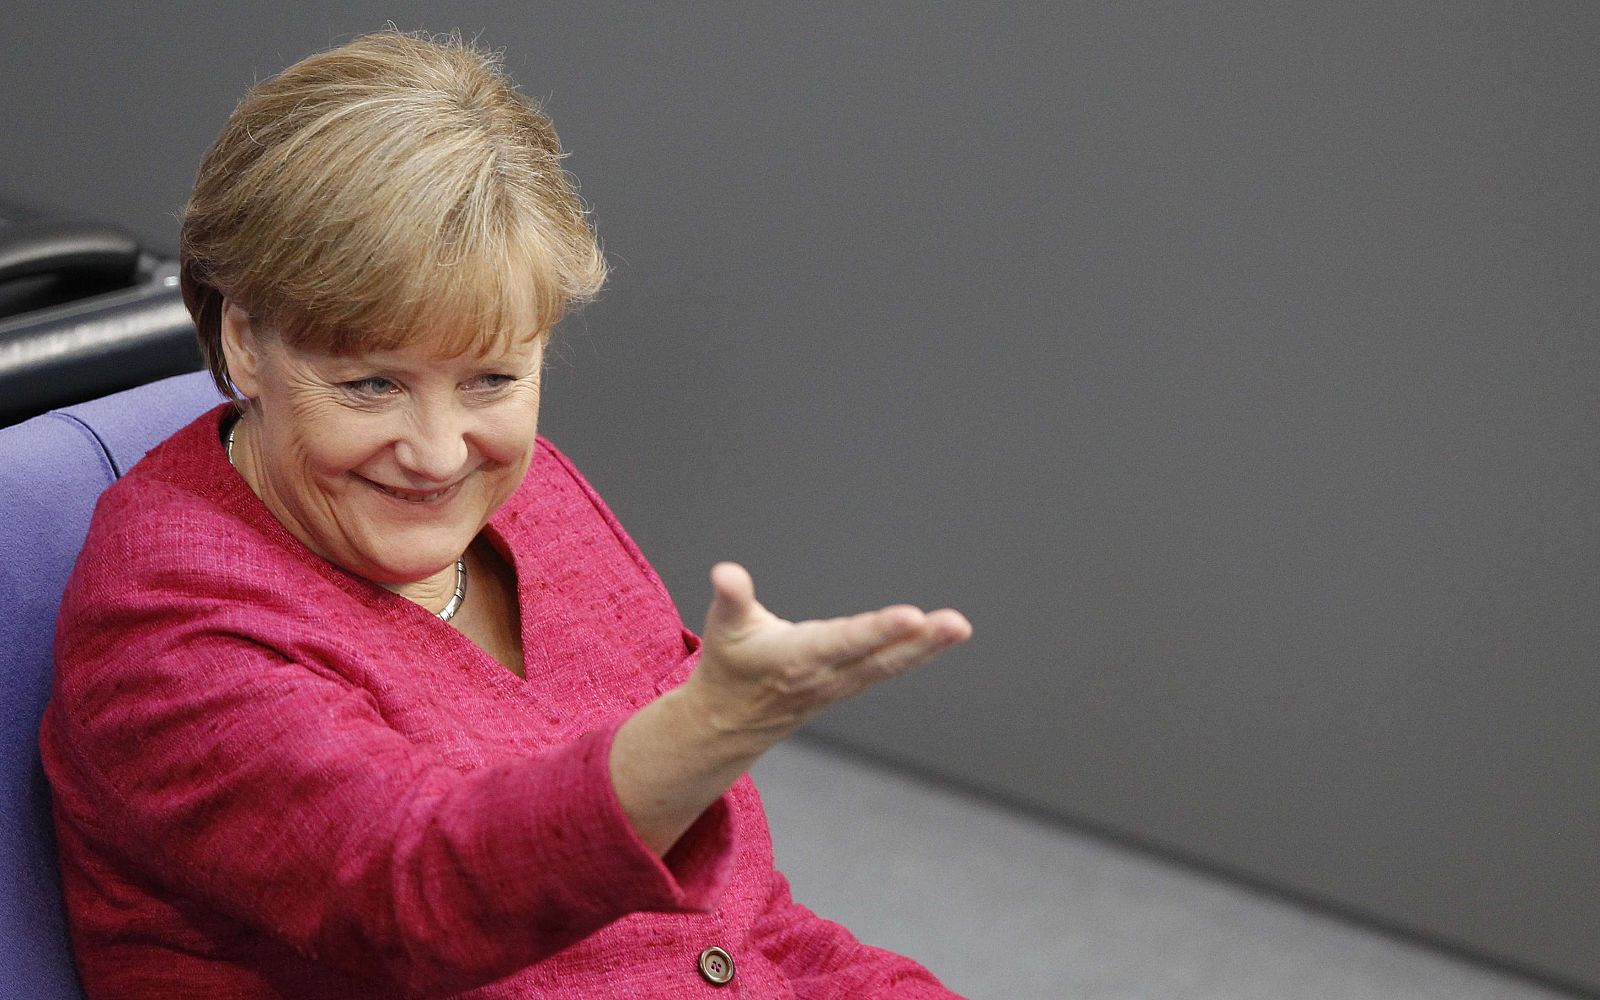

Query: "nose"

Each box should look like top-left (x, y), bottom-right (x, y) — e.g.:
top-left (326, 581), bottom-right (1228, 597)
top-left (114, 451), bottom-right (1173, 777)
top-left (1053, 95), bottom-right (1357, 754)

top-left (393, 406), bottom-right (470, 485)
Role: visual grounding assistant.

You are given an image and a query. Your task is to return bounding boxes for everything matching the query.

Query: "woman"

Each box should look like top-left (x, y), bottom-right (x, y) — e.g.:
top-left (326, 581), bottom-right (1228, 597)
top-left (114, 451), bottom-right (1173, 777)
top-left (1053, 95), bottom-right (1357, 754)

top-left (40, 29), bottom-right (971, 1000)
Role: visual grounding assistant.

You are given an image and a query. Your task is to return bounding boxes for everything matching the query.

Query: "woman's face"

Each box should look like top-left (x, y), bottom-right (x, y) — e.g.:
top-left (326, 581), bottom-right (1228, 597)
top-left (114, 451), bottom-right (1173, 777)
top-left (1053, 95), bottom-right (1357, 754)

top-left (221, 301), bottom-right (544, 587)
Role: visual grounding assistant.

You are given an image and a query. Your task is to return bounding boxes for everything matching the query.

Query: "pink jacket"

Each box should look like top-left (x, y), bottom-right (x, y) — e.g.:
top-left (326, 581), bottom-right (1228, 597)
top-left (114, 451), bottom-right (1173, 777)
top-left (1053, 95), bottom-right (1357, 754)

top-left (42, 407), bottom-right (958, 999)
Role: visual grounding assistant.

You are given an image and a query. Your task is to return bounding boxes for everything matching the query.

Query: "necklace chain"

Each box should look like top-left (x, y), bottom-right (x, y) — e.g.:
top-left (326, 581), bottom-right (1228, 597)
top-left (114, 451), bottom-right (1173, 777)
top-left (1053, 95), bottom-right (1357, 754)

top-left (226, 420), bottom-right (467, 622)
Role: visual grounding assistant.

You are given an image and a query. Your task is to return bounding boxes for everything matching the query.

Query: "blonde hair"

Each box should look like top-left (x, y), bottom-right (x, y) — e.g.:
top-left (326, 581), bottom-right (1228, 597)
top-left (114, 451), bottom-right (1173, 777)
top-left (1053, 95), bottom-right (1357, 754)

top-left (180, 30), bottom-right (606, 400)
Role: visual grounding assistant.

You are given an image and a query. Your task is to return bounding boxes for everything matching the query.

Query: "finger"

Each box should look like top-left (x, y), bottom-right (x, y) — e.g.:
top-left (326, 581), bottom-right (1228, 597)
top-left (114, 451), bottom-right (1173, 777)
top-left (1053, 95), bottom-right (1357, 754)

top-left (705, 561), bottom-right (760, 635)
top-left (845, 628), bottom-right (962, 685)
top-left (828, 608), bottom-right (969, 677)
top-left (926, 608), bottom-right (973, 644)
top-left (798, 605), bottom-right (924, 664)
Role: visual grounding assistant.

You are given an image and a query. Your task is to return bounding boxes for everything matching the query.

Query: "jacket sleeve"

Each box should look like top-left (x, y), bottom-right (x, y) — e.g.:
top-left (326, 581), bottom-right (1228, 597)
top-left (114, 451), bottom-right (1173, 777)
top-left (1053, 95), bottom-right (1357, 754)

top-left (45, 512), bottom-right (736, 997)
top-left (748, 867), bottom-right (964, 999)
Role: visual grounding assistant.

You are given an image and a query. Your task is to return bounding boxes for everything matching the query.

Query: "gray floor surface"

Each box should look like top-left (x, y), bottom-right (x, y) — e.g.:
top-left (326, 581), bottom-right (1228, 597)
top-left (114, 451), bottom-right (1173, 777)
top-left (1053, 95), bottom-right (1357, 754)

top-left (751, 738), bottom-right (1582, 1000)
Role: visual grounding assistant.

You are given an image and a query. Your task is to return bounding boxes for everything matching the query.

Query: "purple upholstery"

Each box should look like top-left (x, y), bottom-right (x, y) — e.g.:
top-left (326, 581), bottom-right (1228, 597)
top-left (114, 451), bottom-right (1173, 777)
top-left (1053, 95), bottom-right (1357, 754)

top-left (0, 371), bottom-right (221, 1000)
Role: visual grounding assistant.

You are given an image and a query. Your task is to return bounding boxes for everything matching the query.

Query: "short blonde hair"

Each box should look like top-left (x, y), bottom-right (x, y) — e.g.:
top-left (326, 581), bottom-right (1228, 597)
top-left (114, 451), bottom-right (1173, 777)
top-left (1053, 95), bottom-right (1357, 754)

top-left (180, 30), bottom-right (606, 400)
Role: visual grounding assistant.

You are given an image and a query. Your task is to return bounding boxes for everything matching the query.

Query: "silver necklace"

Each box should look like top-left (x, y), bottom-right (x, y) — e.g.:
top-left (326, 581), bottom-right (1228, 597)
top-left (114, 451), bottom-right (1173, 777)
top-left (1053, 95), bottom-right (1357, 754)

top-left (226, 420), bottom-right (467, 622)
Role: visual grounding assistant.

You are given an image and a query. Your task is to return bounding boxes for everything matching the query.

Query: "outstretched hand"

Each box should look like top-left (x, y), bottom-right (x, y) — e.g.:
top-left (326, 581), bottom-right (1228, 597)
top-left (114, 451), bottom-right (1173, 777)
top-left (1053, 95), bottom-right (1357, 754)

top-left (682, 562), bottom-right (973, 744)
top-left (611, 561), bottom-right (972, 854)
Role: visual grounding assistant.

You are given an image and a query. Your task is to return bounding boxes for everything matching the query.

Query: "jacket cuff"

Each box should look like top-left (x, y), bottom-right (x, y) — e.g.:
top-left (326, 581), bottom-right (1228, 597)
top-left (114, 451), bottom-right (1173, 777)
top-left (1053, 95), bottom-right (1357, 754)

top-left (571, 722), bottom-right (736, 912)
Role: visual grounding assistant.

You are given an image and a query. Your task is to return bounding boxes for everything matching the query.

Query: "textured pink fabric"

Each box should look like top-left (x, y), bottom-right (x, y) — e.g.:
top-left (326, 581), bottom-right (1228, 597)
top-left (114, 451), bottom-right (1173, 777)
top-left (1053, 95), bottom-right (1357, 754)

top-left (41, 406), bottom-right (959, 999)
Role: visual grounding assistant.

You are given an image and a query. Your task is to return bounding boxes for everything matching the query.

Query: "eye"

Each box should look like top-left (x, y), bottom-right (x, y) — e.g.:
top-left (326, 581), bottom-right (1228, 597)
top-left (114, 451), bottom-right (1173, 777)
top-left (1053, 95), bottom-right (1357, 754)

top-left (343, 376), bottom-right (399, 398)
top-left (466, 373), bottom-right (517, 391)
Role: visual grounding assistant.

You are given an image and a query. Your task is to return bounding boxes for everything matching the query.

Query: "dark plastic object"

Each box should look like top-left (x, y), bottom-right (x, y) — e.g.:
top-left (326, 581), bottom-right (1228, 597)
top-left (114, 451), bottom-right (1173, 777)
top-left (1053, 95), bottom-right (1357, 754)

top-left (0, 198), bottom-right (202, 427)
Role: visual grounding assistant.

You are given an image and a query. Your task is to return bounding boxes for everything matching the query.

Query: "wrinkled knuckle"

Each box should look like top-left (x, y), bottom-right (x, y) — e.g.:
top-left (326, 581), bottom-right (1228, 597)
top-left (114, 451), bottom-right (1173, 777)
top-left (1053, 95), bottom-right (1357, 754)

top-left (782, 656), bottom-right (818, 685)
top-left (765, 666), bottom-right (810, 699)
top-left (875, 649), bottom-right (920, 679)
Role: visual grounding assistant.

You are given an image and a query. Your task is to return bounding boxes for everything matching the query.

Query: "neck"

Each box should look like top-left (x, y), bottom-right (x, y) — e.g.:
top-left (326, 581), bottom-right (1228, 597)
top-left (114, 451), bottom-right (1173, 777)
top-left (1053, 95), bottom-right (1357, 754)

top-left (382, 559), bottom-right (463, 618)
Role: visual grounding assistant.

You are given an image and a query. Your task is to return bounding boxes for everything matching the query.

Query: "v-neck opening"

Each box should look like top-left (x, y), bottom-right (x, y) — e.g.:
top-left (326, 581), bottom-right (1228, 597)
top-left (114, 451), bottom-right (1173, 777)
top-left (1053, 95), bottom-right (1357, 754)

top-left (407, 517), bottom-right (535, 698)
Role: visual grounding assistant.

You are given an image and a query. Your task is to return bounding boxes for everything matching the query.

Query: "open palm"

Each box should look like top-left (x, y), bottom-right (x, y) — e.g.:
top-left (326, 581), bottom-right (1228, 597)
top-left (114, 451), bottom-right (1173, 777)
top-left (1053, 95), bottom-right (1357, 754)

top-left (685, 562), bottom-right (973, 741)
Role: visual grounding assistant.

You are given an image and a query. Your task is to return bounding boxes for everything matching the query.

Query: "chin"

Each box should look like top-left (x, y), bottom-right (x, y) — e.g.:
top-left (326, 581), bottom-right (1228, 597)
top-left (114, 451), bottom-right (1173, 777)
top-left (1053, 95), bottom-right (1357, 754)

top-left (353, 550), bottom-right (460, 587)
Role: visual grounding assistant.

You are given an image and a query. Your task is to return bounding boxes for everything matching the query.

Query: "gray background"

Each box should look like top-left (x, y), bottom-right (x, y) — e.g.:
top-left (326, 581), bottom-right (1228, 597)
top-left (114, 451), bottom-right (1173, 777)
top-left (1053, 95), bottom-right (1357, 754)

top-left (5, 3), bottom-right (1597, 993)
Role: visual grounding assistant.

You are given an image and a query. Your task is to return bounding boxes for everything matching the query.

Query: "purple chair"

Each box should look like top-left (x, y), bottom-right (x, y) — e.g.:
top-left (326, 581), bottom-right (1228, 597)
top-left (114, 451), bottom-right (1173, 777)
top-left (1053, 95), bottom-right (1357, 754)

top-left (0, 371), bottom-right (222, 999)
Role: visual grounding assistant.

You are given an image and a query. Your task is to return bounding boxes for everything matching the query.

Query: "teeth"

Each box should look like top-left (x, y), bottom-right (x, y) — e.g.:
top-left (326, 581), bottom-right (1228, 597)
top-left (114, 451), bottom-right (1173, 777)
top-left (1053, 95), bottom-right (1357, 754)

top-left (375, 483), bottom-right (450, 502)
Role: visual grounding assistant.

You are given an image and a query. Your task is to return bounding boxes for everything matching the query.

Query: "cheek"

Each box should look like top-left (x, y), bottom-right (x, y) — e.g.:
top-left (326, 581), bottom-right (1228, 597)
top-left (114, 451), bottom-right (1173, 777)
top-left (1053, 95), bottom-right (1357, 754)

top-left (286, 412), bottom-right (386, 478)
top-left (317, 439), bottom-right (383, 478)
top-left (480, 400), bottom-right (541, 465)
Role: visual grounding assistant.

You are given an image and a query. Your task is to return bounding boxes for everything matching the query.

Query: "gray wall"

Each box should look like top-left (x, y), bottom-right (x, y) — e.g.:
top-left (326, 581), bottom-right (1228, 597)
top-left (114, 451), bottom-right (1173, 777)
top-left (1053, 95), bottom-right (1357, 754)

top-left (6, 3), bottom-right (1598, 992)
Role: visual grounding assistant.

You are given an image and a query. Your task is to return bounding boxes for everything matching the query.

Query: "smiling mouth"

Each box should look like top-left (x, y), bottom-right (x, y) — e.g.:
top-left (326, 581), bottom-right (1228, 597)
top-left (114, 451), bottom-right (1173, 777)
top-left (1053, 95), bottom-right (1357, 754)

top-left (365, 478), bottom-right (460, 504)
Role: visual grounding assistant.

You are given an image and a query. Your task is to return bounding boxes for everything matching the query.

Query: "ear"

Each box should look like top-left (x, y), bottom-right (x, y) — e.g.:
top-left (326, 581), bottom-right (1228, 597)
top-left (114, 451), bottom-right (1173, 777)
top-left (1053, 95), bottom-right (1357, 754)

top-left (220, 299), bottom-right (264, 400)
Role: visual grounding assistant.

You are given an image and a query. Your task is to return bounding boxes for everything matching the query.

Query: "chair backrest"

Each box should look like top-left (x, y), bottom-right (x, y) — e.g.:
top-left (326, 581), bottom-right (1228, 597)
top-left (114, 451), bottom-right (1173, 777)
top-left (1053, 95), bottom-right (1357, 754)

top-left (0, 371), bottom-right (221, 1000)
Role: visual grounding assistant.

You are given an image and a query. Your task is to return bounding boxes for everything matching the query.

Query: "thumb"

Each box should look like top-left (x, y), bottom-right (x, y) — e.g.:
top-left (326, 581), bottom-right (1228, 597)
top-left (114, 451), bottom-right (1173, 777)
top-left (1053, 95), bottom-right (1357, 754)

top-left (705, 561), bottom-right (759, 636)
